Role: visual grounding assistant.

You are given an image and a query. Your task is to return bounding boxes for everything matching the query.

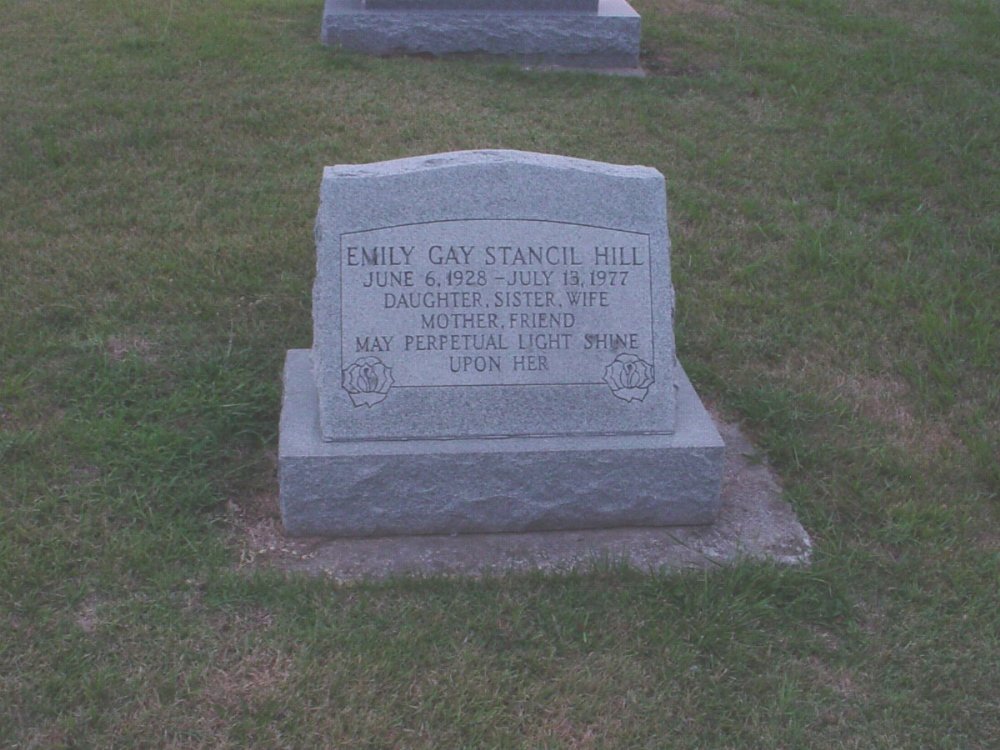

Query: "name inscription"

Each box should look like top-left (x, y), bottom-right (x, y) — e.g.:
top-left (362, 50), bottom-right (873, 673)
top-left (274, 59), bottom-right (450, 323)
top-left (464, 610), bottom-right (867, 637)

top-left (340, 219), bottom-right (654, 390)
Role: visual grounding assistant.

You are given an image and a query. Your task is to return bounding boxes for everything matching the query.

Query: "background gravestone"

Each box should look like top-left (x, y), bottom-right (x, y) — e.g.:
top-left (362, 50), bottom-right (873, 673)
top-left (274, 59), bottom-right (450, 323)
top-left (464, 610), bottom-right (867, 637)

top-left (321, 0), bottom-right (641, 70)
top-left (366, 0), bottom-right (599, 10)
top-left (280, 150), bottom-right (724, 537)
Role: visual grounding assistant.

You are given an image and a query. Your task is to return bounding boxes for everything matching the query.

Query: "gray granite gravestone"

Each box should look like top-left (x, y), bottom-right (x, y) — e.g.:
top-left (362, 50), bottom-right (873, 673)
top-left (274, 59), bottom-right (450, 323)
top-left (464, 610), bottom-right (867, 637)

top-left (279, 150), bottom-right (724, 537)
top-left (367, 0), bottom-right (599, 10)
top-left (321, 0), bottom-right (641, 70)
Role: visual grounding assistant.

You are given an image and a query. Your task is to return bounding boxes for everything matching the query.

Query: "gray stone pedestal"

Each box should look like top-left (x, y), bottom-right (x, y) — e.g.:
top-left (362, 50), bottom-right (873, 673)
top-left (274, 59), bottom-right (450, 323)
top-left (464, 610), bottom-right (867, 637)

top-left (280, 349), bottom-right (724, 537)
top-left (321, 0), bottom-right (642, 70)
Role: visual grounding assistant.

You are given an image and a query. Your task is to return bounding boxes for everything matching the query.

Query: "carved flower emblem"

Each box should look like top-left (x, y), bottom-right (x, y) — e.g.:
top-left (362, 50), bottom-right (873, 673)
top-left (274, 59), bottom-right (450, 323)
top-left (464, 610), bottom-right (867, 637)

top-left (604, 353), bottom-right (654, 402)
top-left (342, 357), bottom-right (393, 407)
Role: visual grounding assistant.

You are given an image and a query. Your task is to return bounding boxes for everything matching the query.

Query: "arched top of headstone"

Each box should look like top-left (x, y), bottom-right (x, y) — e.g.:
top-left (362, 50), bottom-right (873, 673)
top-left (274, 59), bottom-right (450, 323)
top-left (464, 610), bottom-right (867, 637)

top-left (327, 149), bottom-right (658, 180)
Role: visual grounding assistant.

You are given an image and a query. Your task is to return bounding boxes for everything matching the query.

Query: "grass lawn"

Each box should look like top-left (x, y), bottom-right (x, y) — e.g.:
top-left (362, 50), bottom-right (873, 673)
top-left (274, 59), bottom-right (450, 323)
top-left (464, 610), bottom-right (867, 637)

top-left (1, 0), bottom-right (997, 746)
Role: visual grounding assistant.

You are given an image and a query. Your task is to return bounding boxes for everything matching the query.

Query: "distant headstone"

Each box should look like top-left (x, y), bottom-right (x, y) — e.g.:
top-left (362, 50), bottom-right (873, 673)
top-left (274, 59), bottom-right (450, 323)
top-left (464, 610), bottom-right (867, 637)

top-left (321, 0), bottom-right (641, 70)
top-left (280, 150), bottom-right (724, 537)
top-left (366, 0), bottom-right (599, 10)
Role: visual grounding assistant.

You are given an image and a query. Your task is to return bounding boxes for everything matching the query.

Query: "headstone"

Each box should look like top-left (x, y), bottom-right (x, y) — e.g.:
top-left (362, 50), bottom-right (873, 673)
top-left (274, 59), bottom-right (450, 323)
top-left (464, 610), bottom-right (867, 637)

top-left (280, 150), bottom-right (724, 537)
top-left (321, 0), bottom-right (641, 71)
top-left (366, 0), bottom-right (599, 10)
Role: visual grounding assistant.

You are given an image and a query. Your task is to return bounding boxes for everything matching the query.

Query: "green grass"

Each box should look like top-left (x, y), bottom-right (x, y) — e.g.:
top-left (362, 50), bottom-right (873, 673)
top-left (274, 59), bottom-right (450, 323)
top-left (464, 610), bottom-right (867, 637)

top-left (1, 0), bottom-right (997, 746)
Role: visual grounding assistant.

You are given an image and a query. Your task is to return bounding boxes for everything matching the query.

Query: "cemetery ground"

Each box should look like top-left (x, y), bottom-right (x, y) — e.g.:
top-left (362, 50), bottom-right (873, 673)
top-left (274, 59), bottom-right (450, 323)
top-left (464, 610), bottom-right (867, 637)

top-left (1, 0), bottom-right (996, 746)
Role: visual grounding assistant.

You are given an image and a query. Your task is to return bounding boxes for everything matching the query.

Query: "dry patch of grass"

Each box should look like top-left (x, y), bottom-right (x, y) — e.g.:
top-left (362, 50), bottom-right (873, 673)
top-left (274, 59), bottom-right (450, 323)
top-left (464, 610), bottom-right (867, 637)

top-left (760, 352), bottom-right (960, 460)
top-left (806, 655), bottom-right (866, 701)
top-left (105, 334), bottom-right (156, 363)
top-left (832, 372), bottom-right (957, 456)
top-left (74, 594), bottom-right (103, 635)
top-left (204, 648), bottom-right (294, 712)
top-left (227, 488), bottom-right (320, 568)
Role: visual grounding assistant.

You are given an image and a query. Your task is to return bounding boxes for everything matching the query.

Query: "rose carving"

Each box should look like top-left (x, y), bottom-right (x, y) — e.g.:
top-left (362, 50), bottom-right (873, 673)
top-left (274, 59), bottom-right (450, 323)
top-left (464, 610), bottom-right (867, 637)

top-left (342, 357), bottom-right (393, 407)
top-left (603, 353), bottom-right (654, 402)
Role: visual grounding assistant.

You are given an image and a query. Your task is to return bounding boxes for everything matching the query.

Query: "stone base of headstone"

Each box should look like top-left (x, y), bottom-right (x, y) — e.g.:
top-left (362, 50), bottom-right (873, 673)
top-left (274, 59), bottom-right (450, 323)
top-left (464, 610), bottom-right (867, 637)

top-left (256, 415), bottom-right (811, 581)
top-left (279, 349), bottom-right (724, 537)
top-left (320, 0), bottom-right (641, 70)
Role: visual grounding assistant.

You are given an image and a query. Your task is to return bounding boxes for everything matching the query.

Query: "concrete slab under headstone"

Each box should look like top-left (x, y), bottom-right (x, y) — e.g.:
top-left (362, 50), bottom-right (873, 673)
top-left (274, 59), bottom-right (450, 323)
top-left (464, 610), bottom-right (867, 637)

top-left (321, 0), bottom-right (641, 70)
top-left (257, 413), bottom-right (811, 581)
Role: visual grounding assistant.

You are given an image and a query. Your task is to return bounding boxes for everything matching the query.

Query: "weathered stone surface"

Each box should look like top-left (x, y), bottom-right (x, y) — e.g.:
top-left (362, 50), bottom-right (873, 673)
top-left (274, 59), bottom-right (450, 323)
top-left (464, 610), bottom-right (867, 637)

top-left (321, 0), bottom-right (641, 70)
top-left (313, 150), bottom-right (676, 442)
top-left (280, 349), bottom-right (724, 537)
top-left (366, 0), bottom-right (598, 11)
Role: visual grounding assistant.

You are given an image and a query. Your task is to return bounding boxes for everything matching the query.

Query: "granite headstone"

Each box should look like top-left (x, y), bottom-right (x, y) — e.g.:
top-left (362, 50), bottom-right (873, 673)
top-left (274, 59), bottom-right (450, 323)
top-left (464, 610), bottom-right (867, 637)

top-left (280, 150), bottom-right (724, 537)
top-left (321, 0), bottom-right (641, 70)
top-left (366, 0), bottom-right (599, 10)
